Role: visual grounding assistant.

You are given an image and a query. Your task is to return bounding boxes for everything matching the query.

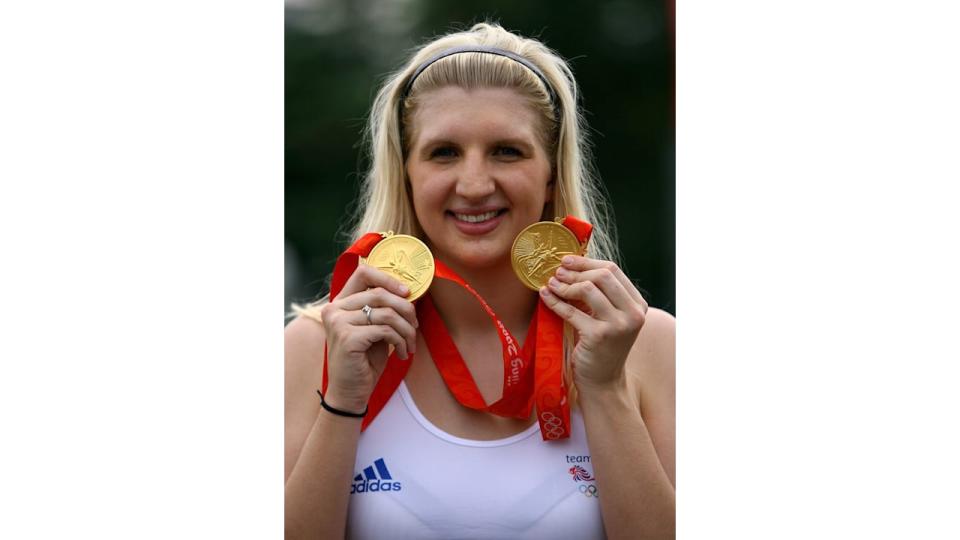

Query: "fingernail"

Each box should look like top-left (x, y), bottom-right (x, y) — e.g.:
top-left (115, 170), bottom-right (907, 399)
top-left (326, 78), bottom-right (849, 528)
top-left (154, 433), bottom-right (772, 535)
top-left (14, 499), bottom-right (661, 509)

top-left (539, 286), bottom-right (551, 297)
top-left (548, 277), bottom-right (560, 288)
top-left (398, 284), bottom-right (410, 295)
top-left (555, 267), bottom-right (569, 277)
top-left (562, 256), bottom-right (574, 265)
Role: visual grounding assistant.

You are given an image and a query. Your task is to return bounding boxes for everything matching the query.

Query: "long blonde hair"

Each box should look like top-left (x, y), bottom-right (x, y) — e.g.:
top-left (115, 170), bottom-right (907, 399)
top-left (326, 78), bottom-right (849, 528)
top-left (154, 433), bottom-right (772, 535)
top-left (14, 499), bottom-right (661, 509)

top-left (293, 22), bottom-right (619, 322)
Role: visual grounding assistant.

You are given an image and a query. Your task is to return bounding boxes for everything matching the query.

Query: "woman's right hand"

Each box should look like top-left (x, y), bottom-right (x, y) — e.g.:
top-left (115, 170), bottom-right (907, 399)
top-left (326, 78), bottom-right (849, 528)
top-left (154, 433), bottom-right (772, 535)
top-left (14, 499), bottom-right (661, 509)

top-left (319, 264), bottom-right (418, 413)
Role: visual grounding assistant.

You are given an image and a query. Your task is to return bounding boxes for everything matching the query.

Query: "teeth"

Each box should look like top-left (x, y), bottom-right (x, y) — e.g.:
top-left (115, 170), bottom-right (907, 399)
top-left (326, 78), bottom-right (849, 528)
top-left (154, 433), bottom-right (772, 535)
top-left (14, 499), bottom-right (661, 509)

top-left (454, 210), bottom-right (499, 223)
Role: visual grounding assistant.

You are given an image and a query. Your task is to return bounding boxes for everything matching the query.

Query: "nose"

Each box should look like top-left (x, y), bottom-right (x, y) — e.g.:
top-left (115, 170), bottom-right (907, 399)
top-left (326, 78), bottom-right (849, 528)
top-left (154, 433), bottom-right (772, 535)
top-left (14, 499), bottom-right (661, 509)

top-left (454, 153), bottom-right (496, 200)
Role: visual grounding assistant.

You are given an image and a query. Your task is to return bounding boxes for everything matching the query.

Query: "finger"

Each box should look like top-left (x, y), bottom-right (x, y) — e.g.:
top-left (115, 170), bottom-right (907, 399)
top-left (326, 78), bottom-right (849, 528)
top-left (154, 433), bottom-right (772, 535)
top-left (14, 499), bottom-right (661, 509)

top-left (539, 286), bottom-right (594, 331)
top-left (547, 276), bottom-right (617, 320)
top-left (346, 306), bottom-right (417, 356)
top-left (561, 255), bottom-right (647, 309)
top-left (338, 287), bottom-right (419, 329)
top-left (554, 266), bottom-right (635, 312)
top-left (337, 264), bottom-right (411, 300)
top-left (350, 324), bottom-right (410, 360)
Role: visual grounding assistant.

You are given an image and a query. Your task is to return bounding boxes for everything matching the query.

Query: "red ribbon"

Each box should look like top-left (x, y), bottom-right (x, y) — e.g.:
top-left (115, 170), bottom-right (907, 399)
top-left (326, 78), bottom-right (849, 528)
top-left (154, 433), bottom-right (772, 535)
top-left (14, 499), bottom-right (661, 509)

top-left (320, 217), bottom-right (592, 440)
top-left (532, 216), bottom-right (593, 440)
top-left (417, 261), bottom-right (536, 419)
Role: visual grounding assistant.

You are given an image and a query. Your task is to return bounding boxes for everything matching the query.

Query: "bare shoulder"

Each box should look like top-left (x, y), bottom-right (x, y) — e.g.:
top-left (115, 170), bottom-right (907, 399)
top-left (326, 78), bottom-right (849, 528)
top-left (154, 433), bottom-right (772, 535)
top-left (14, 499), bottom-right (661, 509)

top-left (626, 307), bottom-right (675, 485)
top-left (623, 308), bottom-right (676, 418)
top-left (286, 313), bottom-right (327, 359)
top-left (285, 314), bottom-right (328, 399)
top-left (285, 314), bottom-right (326, 480)
top-left (626, 307), bottom-right (676, 380)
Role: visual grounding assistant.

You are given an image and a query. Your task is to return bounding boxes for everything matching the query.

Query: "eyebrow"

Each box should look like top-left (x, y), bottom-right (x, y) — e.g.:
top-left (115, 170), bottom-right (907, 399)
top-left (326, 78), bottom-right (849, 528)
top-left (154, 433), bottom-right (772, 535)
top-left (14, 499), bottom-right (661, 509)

top-left (416, 136), bottom-right (537, 156)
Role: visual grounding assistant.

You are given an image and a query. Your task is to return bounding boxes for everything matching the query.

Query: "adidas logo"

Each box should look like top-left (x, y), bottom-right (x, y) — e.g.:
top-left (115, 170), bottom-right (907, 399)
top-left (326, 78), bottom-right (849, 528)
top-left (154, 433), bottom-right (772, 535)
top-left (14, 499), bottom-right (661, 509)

top-left (350, 458), bottom-right (402, 494)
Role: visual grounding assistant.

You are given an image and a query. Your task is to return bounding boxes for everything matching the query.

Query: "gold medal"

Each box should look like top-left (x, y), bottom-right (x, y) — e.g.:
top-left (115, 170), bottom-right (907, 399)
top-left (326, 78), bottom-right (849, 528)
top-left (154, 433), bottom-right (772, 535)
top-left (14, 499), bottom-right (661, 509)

top-left (511, 219), bottom-right (586, 291)
top-left (362, 232), bottom-right (435, 302)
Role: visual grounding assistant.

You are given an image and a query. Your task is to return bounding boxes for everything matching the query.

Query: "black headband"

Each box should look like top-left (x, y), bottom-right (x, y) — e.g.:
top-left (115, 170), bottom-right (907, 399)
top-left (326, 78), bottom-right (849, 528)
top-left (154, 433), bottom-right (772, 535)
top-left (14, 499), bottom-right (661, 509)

top-left (398, 46), bottom-right (561, 144)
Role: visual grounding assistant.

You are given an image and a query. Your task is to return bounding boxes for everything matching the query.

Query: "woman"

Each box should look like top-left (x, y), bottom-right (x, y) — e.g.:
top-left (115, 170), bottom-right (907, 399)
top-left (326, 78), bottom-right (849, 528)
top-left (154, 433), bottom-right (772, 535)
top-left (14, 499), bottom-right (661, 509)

top-left (285, 23), bottom-right (675, 539)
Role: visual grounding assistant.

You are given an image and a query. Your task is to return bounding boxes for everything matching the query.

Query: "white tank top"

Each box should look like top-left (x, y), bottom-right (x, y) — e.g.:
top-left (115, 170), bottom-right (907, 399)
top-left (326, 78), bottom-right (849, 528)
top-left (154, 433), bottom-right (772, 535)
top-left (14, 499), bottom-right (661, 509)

top-left (346, 381), bottom-right (606, 539)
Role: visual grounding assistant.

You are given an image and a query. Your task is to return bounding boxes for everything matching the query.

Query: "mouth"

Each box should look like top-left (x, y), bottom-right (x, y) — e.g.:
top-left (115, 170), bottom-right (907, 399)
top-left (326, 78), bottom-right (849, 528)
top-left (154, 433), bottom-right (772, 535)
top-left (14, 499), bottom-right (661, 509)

top-left (451, 209), bottom-right (506, 222)
top-left (446, 208), bottom-right (508, 234)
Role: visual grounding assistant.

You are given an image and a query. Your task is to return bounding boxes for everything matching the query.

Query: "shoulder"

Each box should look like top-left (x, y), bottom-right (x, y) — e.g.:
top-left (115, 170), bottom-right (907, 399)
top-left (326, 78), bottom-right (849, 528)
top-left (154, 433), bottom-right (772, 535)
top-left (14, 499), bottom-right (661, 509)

top-left (624, 307), bottom-right (676, 486)
top-left (285, 312), bottom-right (327, 357)
top-left (285, 314), bottom-right (328, 407)
top-left (285, 314), bottom-right (327, 480)
top-left (624, 308), bottom-right (675, 410)
top-left (626, 308), bottom-right (675, 377)
top-left (285, 314), bottom-right (328, 387)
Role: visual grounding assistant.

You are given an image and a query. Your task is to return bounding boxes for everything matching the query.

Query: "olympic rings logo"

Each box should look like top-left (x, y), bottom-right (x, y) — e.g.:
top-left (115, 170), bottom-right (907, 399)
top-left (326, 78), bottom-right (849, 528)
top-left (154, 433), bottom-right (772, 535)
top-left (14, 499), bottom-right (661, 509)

top-left (539, 411), bottom-right (566, 440)
top-left (579, 484), bottom-right (599, 498)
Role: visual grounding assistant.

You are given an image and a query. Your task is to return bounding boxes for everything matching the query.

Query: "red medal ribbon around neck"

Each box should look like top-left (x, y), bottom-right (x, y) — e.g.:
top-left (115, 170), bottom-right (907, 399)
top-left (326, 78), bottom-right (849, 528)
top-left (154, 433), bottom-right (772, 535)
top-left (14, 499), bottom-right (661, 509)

top-left (321, 216), bottom-right (593, 441)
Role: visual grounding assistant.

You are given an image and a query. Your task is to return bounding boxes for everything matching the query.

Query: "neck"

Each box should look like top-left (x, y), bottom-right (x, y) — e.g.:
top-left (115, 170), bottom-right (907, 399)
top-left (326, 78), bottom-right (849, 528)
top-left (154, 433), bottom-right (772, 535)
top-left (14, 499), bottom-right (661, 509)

top-left (429, 257), bottom-right (538, 341)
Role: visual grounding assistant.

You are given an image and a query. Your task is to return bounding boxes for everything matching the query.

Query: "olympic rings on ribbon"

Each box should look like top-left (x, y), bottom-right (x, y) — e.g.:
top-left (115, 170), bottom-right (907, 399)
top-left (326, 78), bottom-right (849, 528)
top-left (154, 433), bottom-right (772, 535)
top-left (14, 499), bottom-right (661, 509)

top-left (579, 484), bottom-right (599, 498)
top-left (539, 411), bottom-right (565, 440)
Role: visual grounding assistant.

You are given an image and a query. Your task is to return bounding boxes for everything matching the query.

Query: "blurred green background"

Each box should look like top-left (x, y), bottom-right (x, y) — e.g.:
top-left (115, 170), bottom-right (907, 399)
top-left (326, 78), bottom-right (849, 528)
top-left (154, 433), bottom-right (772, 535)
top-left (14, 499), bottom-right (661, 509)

top-left (285, 0), bottom-right (675, 316)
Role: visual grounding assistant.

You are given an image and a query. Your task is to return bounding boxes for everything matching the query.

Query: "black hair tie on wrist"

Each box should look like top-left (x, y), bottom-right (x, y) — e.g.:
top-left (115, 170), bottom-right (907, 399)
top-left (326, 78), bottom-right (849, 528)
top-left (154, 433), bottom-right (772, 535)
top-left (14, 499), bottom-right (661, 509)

top-left (316, 389), bottom-right (368, 418)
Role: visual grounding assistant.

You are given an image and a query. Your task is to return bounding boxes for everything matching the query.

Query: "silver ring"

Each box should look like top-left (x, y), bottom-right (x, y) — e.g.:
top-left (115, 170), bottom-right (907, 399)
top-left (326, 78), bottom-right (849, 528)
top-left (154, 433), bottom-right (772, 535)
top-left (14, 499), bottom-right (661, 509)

top-left (361, 304), bottom-right (373, 325)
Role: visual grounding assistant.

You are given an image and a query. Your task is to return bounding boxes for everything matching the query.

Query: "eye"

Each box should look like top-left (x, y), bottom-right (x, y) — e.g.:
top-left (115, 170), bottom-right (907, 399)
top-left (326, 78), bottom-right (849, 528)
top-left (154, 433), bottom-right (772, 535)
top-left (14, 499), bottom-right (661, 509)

top-left (429, 146), bottom-right (457, 159)
top-left (494, 146), bottom-right (523, 157)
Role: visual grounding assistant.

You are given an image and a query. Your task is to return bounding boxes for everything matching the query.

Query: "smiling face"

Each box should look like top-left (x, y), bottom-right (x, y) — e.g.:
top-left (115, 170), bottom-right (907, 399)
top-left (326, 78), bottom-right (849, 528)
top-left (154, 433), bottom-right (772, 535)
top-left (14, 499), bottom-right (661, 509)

top-left (405, 86), bottom-right (554, 271)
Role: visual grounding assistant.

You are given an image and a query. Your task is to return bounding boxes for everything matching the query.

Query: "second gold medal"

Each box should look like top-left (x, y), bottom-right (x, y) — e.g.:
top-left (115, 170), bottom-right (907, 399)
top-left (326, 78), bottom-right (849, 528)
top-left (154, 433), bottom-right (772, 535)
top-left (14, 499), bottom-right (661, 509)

top-left (511, 220), bottom-right (585, 291)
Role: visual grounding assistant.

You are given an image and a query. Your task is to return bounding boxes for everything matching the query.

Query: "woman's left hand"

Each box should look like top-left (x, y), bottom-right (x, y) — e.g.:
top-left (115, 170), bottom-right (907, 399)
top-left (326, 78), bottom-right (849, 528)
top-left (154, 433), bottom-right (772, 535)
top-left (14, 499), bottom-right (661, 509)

top-left (539, 255), bottom-right (649, 392)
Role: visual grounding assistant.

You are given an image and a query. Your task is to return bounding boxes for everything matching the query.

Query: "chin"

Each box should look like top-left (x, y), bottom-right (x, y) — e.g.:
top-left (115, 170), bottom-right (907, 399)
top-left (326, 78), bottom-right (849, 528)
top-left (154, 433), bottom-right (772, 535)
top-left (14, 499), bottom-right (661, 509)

top-left (440, 246), bottom-right (510, 272)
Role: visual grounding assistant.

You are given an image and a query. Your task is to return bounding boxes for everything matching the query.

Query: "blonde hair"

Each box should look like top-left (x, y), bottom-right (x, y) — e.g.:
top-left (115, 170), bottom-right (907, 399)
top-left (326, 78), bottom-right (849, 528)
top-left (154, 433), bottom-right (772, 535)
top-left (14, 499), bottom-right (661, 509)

top-left (293, 22), bottom-right (619, 325)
